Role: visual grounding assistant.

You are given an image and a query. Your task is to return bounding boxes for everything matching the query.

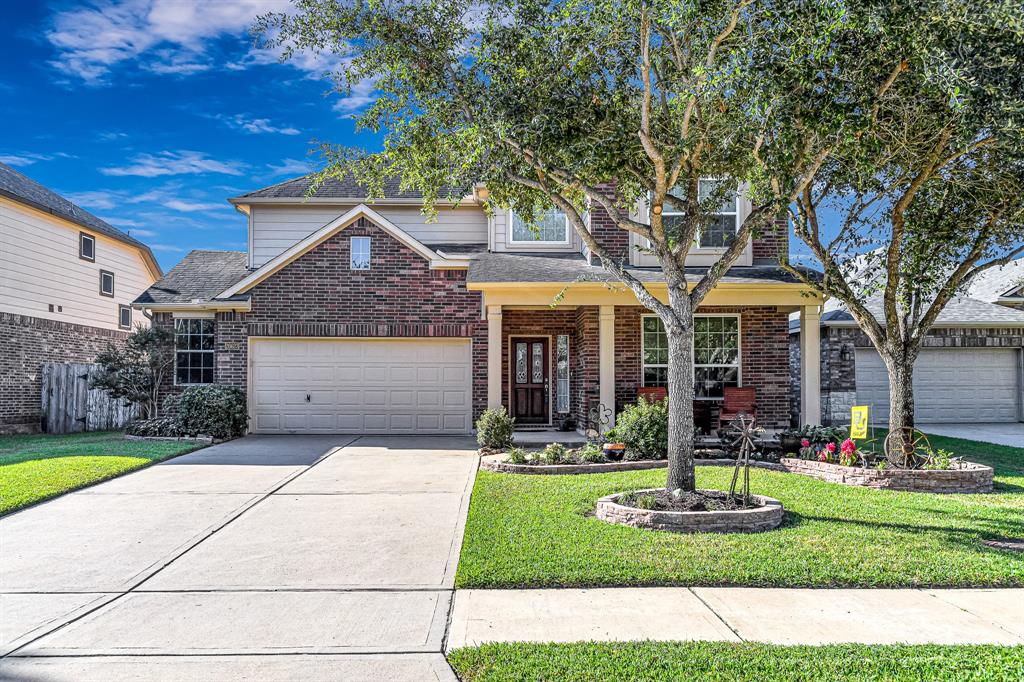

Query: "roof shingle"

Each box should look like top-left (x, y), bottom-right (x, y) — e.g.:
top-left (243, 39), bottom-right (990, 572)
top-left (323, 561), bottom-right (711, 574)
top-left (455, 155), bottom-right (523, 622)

top-left (235, 172), bottom-right (470, 201)
top-left (134, 250), bottom-right (250, 305)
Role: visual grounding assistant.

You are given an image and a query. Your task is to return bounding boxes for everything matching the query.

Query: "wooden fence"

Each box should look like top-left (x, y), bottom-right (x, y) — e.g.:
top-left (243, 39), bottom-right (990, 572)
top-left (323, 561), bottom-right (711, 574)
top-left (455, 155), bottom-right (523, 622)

top-left (40, 363), bottom-right (138, 434)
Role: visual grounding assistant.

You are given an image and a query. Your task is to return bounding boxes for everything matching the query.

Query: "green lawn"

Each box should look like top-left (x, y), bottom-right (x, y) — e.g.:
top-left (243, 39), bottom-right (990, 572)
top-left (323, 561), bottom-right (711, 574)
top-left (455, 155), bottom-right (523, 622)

top-left (447, 642), bottom-right (1024, 682)
top-left (0, 431), bottom-right (206, 515)
top-left (456, 433), bottom-right (1024, 588)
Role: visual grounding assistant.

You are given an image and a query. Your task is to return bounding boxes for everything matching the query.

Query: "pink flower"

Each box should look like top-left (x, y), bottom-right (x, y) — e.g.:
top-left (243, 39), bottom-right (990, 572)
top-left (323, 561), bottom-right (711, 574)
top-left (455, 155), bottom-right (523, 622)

top-left (841, 438), bottom-right (856, 455)
top-left (800, 439), bottom-right (811, 448)
top-left (818, 451), bottom-right (829, 462)
top-left (826, 442), bottom-right (837, 453)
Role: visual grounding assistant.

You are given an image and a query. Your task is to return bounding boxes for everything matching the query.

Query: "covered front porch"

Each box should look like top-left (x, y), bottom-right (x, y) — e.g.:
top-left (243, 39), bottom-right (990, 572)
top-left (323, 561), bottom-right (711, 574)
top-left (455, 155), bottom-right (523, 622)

top-left (481, 286), bottom-right (824, 435)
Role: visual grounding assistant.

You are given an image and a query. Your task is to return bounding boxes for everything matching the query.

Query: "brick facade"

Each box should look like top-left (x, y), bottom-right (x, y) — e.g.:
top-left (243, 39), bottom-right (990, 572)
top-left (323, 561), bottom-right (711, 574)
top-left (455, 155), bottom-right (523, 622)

top-left (752, 217), bottom-right (789, 263)
top-left (588, 182), bottom-right (630, 262)
top-left (0, 312), bottom-right (128, 434)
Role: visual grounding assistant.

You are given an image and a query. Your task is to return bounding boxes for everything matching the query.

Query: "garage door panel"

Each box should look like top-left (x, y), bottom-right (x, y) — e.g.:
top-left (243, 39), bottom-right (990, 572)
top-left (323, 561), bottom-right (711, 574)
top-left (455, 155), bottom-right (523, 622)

top-left (250, 339), bottom-right (473, 434)
top-left (856, 348), bottom-right (1019, 424)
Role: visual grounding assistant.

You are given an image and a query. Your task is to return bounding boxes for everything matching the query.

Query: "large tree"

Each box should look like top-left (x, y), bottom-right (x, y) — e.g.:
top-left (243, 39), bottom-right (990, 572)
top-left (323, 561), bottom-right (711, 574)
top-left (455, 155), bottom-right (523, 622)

top-left (758, 0), bottom-right (1024, 443)
top-left (257, 0), bottom-right (827, 491)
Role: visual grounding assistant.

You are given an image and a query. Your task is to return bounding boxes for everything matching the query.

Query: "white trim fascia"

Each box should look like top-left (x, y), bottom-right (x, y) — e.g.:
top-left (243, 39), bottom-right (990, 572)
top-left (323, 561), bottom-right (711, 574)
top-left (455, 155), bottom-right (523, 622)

top-left (823, 319), bottom-right (1024, 329)
top-left (429, 259), bottom-right (472, 269)
top-left (132, 300), bottom-right (252, 313)
top-left (217, 204), bottom-right (443, 299)
top-left (228, 195), bottom-right (476, 208)
top-left (996, 295), bottom-right (1024, 305)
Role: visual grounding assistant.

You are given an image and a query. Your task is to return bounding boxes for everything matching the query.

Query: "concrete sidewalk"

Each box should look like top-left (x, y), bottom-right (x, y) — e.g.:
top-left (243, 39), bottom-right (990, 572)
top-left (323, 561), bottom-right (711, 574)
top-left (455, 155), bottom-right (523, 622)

top-left (447, 587), bottom-right (1024, 649)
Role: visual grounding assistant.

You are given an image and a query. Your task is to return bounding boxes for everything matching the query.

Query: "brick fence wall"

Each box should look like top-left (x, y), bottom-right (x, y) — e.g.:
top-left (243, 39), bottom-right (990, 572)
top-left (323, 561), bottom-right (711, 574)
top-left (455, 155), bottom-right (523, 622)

top-left (0, 312), bottom-right (128, 434)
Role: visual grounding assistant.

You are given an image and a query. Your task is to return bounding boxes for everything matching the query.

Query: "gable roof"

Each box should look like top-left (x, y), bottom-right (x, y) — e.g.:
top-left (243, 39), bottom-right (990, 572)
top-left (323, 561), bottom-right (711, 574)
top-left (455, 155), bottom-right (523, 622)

top-left (0, 162), bottom-right (160, 276)
top-left (134, 250), bottom-right (250, 306)
top-left (217, 204), bottom-right (460, 300)
top-left (968, 259), bottom-right (1024, 303)
top-left (788, 293), bottom-right (1024, 332)
top-left (232, 171), bottom-right (472, 202)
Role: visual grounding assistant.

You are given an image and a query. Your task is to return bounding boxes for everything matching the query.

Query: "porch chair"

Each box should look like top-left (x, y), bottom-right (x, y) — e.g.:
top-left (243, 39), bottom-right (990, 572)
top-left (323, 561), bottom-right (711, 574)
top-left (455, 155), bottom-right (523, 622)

top-left (718, 387), bottom-right (756, 426)
top-left (636, 386), bottom-right (668, 403)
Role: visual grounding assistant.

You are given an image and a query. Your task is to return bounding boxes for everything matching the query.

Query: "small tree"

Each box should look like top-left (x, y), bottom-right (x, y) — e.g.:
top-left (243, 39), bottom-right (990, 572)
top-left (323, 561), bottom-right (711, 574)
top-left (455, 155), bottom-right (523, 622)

top-left (91, 325), bottom-right (175, 419)
top-left (257, 0), bottom-right (826, 492)
top-left (756, 0), bottom-right (1024, 443)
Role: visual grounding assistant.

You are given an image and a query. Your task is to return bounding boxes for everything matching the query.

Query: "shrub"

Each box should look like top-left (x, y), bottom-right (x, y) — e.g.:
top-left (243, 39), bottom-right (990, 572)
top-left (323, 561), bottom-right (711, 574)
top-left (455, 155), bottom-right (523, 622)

top-left (923, 448), bottom-right (954, 470)
top-left (541, 442), bottom-right (567, 465)
top-left (578, 443), bottom-right (606, 464)
top-left (176, 385), bottom-right (248, 439)
top-left (125, 416), bottom-right (180, 438)
top-left (506, 447), bottom-right (528, 464)
top-left (476, 407), bottom-right (515, 450)
top-left (615, 397), bottom-right (668, 460)
top-left (628, 492), bottom-right (658, 510)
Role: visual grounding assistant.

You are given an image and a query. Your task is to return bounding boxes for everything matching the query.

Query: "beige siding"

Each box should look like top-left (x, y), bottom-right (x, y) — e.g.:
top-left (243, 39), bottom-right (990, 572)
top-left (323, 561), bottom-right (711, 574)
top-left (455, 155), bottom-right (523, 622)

top-left (490, 207), bottom-right (582, 253)
top-left (0, 198), bottom-right (157, 331)
top-left (250, 204), bottom-right (488, 267)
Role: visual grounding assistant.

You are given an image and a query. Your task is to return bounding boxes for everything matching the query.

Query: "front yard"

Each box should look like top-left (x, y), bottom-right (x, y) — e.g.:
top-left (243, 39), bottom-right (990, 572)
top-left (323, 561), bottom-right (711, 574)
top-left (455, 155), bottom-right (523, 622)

top-left (448, 642), bottom-right (1024, 682)
top-left (0, 431), bottom-right (206, 515)
top-left (456, 434), bottom-right (1024, 588)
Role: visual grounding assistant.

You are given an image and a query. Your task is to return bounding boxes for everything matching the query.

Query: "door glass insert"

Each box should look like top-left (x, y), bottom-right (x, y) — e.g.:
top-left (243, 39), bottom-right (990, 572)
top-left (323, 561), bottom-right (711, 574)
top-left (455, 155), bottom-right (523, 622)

top-left (556, 335), bottom-right (569, 413)
top-left (516, 342), bottom-right (528, 383)
top-left (531, 342), bottom-right (543, 383)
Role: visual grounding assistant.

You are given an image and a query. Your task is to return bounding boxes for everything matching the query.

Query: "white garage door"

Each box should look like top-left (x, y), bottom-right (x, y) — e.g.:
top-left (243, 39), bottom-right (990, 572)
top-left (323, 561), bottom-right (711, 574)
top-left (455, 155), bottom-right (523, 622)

top-left (251, 338), bottom-right (473, 434)
top-left (855, 348), bottom-right (1021, 424)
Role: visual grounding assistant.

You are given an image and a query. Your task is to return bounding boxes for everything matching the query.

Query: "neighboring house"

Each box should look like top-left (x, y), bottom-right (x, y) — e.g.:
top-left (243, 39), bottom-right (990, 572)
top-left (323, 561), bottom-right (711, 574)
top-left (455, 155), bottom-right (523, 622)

top-left (0, 163), bottom-right (161, 434)
top-left (968, 258), bottom-right (1024, 311)
top-left (135, 174), bottom-right (823, 435)
top-left (790, 297), bottom-right (1024, 427)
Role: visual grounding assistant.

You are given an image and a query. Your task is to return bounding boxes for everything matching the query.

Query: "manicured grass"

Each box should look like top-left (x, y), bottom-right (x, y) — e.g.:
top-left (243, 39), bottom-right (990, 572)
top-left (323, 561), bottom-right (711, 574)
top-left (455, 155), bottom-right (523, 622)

top-left (0, 431), bottom-right (206, 515)
top-left (447, 642), bottom-right (1024, 682)
top-left (456, 434), bottom-right (1024, 588)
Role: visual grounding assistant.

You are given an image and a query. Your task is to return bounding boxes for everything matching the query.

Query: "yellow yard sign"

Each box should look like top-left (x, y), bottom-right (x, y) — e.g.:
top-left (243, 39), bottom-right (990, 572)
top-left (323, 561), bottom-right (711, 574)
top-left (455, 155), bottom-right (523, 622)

top-left (850, 406), bottom-right (869, 439)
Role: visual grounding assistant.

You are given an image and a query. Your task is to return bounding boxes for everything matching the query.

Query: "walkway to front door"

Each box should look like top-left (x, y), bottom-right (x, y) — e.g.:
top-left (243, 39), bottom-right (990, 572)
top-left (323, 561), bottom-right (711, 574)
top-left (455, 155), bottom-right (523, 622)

top-left (511, 336), bottom-right (549, 424)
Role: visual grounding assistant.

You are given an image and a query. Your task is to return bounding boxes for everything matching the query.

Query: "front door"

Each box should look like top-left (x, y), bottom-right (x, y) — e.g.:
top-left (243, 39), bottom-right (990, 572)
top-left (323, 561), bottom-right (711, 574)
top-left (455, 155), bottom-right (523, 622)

top-left (511, 337), bottom-right (549, 424)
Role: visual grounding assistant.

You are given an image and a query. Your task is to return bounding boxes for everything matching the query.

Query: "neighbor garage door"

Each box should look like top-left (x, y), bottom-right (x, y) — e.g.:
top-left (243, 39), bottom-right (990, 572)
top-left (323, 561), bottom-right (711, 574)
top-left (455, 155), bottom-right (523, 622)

top-left (855, 347), bottom-right (1021, 424)
top-left (251, 338), bottom-right (473, 434)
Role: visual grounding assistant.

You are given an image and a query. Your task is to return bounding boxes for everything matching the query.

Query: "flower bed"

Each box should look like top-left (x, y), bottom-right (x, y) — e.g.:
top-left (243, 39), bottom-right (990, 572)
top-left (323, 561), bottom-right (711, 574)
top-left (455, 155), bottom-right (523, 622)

top-left (596, 488), bottom-right (784, 533)
top-left (480, 453), bottom-right (667, 475)
top-left (778, 457), bottom-right (993, 493)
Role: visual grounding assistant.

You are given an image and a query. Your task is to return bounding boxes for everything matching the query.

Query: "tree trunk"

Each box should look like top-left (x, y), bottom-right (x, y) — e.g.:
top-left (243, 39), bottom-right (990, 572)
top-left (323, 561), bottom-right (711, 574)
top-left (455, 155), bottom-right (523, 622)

top-left (883, 351), bottom-right (916, 442)
top-left (665, 311), bottom-right (696, 492)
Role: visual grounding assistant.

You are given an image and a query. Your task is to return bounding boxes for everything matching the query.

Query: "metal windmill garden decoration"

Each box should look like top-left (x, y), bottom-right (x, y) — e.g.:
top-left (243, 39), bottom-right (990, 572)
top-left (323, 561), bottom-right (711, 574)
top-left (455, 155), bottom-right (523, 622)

top-left (719, 414), bottom-right (763, 508)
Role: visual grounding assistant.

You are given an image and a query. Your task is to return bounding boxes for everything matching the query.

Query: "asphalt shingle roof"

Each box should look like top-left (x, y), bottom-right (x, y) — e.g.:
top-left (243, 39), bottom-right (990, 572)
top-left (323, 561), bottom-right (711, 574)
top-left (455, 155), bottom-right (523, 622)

top-left (467, 251), bottom-right (818, 285)
top-left (968, 259), bottom-right (1024, 302)
top-left (134, 250), bottom-right (250, 305)
top-left (0, 162), bottom-right (157, 270)
top-left (788, 294), bottom-right (1024, 331)
top-left (236, 172), bottom-right (471, 201)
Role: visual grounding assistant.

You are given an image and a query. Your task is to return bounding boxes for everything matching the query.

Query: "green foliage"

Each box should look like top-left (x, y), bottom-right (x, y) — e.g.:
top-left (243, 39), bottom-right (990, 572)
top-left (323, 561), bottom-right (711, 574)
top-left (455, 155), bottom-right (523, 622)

top-left (578, 443), bottom-right (607, 464)
top-left (923, 448), bottom-right (955, 471)
top-left (615, 398), bottom-right (669, 460)
top-left (476, 407), bottom-right (515, 450)
top-left (125, 417), bottom-right (180, 438)
top-left (628, 492), bottom-right (658, 510)
top-left (506, 447), bottom-right (528, 465)
top-left (90, 325), bottom-right (175, 419)
top-left (542, 442), bottom-right (568, 465)
top-left (175, 385), bottom-right (248, 440)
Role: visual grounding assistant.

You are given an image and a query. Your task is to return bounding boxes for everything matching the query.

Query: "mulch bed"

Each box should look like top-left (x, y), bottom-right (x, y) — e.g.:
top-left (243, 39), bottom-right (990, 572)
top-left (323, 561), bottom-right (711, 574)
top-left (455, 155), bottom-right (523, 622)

top-left (622, 488), bottom-right (757, 512)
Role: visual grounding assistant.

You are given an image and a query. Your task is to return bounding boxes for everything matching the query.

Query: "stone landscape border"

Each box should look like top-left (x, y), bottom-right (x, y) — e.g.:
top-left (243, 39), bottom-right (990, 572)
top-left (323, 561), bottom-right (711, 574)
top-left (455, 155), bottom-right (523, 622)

top-left (778, 457), bottom-right (993, 494)
top-left (596, 488), bottom-right (784, 533)
top-left (480, 453), bottom-right (666, 475)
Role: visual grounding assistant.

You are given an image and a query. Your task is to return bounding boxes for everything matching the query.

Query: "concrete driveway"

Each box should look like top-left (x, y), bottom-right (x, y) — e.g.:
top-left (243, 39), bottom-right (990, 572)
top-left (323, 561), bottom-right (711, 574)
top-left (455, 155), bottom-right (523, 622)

top-left (925, 423), bottom-right (1024, 449)
top-left (0, 435), bottom-right (478, 681)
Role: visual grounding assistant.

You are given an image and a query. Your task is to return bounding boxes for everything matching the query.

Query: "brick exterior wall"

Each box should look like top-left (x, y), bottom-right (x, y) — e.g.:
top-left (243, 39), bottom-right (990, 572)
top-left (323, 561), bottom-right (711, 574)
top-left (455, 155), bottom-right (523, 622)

top-left (0, 312), bottom-right (128, 434)
top-left (588, 183), bottom-right (630, 263)
top-left (752, 217), bottom-right (789, 263)
top-left (500, 309), bottom-right (579, 427)
top-left (574, 306), bottom-right (601, 428)
top-left (156, 217), bottom-right (488, 421)
top-left (791, 324), bottom-right (1024, 426)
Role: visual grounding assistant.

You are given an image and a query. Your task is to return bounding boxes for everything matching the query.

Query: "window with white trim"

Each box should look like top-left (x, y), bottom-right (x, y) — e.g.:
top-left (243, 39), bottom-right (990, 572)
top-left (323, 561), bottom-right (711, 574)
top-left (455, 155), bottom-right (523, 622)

top-left (79, 232), bottom-right (95, 261)
top-left (100, 270), bottom-right (115, 297)
top-left (655, 179), bottom-right (739, 249)
top-left (175, 318), bottom-right (214, 385)
top-left (350, 236), bottom-right (371, 270)
top-left (509, 208), bottom-right (570, 243)
top-left (118, 304), bottom-right (131, 330)
top-left (641, 315), bottom-right (740, 398)
top-left (556, 334), bottom-right (570, 413)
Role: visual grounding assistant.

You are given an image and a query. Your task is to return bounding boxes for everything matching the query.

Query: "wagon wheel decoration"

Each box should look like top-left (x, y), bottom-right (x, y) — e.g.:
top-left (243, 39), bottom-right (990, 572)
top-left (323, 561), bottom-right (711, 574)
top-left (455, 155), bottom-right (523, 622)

top-left (884, 428), bottom-right (931, 469)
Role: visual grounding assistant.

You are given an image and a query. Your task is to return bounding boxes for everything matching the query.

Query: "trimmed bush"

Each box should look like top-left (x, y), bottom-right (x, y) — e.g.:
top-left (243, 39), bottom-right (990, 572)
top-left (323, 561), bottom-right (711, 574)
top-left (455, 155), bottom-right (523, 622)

top-left (506, 447), bottom-right (528, 464)
top-left (125, 416), bottom-right (180, 438)
top-left (476, 407), bottom-right (515, 450)
top-left (616, 397), bottom-right (669, 460)
top-left (541, 442), bottom-right (568, 465)
top-left (176, 385), bottom-right (248, 439)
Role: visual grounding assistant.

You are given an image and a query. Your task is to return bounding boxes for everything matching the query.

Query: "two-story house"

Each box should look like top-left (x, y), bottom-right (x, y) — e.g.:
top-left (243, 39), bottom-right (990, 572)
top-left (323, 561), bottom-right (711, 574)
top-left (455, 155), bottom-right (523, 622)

top-left (0, 163), bottom-right (161, 434)
top-left (134, 173), bottom-right (824, 435)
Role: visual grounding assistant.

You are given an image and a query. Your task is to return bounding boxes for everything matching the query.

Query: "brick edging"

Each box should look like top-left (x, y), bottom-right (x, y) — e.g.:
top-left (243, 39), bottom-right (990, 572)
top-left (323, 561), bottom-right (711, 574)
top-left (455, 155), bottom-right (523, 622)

top-left (596, 488), bottom-right (784, 533)
top-left (778, 457), bottom-right (994, 494)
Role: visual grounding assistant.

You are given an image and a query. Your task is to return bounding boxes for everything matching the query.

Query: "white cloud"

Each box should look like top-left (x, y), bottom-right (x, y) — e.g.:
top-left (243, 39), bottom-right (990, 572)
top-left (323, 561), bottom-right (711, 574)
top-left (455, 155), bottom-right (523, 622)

top-left (163, 199), bottom-right (229, 212)
top-left (215, 114), bottom-right (300, 136)
top-left (128, 228), bottom-right (158, 237)
top-left (331, 77), bottom-right (378, 115)
top-left (100, 150), bottom-right (244, 177)
top-left (0, 153), bottom-right (51, 166)
top-left (46, 0), bottom-right (332, 84)
top-left (266, 158), bottom-right (313, 177)
top-left (149, 243), bottom-right (185, 253)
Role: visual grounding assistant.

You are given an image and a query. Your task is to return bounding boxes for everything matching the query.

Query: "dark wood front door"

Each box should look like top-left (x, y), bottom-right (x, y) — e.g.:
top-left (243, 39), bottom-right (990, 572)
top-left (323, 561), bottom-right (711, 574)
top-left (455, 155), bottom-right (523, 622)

top-left (511, 337), bottom-right (549, 424)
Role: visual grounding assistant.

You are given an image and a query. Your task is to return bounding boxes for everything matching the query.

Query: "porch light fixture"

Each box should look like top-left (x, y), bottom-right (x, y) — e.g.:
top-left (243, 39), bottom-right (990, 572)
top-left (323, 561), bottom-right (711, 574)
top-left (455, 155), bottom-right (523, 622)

top-left (840, 344), bottom-right (853, 362)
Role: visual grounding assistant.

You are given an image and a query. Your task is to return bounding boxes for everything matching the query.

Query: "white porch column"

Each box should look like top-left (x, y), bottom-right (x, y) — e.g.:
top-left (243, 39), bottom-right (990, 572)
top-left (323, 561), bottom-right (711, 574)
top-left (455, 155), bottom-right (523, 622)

top-left (599, 305), bottom-right (616, 426)
top-left (800, 305), bottom-right (822, 425)
top-left (487, 305), bottom-right (503, 409)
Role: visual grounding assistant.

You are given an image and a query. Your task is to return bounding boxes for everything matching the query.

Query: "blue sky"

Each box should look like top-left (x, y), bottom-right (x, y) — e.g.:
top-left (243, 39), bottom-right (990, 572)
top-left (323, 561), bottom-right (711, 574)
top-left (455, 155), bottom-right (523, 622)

top-left (1, 0), bottom-right (379, 271)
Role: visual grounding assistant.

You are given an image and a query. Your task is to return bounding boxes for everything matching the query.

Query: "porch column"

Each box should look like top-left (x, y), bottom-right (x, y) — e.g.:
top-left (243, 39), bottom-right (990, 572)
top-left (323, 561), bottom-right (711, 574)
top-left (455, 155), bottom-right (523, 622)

top-left (800, 305), bottom-right (822, 425)
top-left (599, 305), bottom-right (616, 426)
top-left (487, 305), bottom-right (503, 409)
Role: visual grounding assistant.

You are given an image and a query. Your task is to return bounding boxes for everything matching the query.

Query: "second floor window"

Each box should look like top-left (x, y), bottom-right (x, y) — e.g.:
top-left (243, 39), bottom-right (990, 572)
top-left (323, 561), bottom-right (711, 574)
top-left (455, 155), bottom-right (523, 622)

top-left (175, 318), bottom-right (215, 385)
top-left (351, 236), bottom-right (371, 270)
top-left (100, 270), bottom-right (115, 297)
top-left (79, 232), bottom-right (95, 261)
top-left (657, 180), bottom-right (739, 249)
top-left (510, 208), bottom-right (570, 244)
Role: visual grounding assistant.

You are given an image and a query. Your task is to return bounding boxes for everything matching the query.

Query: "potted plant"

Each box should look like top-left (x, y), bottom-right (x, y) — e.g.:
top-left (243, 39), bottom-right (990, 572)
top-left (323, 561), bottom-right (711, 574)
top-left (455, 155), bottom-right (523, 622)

top-left (778, 429), bottom-right (803, 455)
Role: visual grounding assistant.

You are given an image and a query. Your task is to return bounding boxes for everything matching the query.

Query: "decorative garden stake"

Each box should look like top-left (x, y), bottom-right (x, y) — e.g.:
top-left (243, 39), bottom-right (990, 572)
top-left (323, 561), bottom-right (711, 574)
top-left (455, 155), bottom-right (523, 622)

top-left (722, 415), bottom-right (761, 508)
